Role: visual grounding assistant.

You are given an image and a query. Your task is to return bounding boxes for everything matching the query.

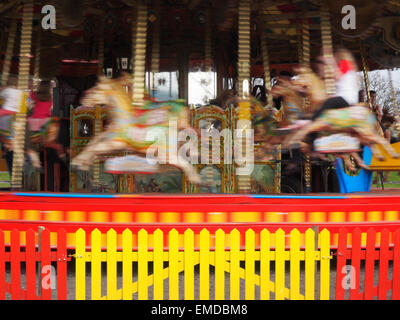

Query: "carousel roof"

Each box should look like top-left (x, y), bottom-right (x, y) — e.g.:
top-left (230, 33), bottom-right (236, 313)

top-left (0, 0), bottom-right (399, 78)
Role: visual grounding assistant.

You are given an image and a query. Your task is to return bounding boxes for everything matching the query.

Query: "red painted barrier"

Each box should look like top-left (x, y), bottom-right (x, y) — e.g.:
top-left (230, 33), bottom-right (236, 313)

top-left (1, 222), bottom-right (400, 300)
top-left (334, 227), bottom-right (400, 300)
top-left (0, 227), bottom-right (69, 300)
top-left (0, 230), bottom-right (4, 300)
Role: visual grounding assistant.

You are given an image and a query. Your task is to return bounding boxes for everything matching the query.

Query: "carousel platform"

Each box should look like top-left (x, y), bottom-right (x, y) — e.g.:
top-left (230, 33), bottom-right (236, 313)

top-left (0, 191), bottom-right (398, 224)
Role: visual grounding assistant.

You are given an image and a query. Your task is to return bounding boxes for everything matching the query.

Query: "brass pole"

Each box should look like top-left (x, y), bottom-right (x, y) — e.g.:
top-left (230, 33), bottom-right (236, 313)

top-left (132, 2), bottom-right (147, 106)
top-left (205, 6), bottom-right (212, 73)
top-left (1, 18), bottom-right (17, 86)
top-left (151, 0), bottom-right (160, 95)
top-left (11, 0), bottom-right (34, 190)
top-left (97, 18), bottom-right (105, 76)
top-left (388, 68), bottom-right (398, 118)
top-left (320, 3), bottom-right (336, 96)
top-left (237, 0), bottom-right (251, 194)
top-left (260, 18), bottom-right (272, 107)
top-left (260, 17), bottom-right (281, 193)
top-left (360, 43), bottom-right (384, 136)
top-left (301, 11), bottom-right (312, 193)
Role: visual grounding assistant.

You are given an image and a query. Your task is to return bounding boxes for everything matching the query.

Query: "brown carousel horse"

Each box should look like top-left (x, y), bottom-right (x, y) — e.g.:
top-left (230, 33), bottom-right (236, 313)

top-left (249, 67), bottom-right (394, 173)
top-left (71, 74), bottom-right (202, 184)
top-left (286, 65), bottom-right (399, 165)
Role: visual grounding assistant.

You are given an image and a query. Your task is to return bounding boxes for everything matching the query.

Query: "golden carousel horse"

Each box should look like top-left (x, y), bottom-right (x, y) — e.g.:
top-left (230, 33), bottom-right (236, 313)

top-left (0, 94), bottom-right (47, 171)
top-left (250, 66), bottom-right (398, 172)
top-left (71, 74), bottom-right (202, 184)
top-left (286, 66), bottom-right (399, 164)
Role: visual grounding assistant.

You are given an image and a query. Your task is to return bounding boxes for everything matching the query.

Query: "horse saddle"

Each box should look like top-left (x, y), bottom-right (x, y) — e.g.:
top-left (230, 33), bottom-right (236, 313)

top-left (132, 101), bottom-right (186, 126)
top-left (0, 114), bottom-right (15, 138)
top-left (105, 154), bottom-right (160, 174)
top-left (314, 133), bottom-right (361, 153)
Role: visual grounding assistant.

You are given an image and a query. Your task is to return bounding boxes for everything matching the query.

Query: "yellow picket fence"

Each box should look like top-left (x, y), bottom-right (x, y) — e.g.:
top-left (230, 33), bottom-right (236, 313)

top-left (74, 228), bottom-right (332, 300)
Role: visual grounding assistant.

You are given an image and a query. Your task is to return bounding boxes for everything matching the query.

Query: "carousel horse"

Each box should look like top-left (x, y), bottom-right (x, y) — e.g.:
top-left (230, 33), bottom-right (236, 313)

top-left (286, 65), bottom-right (399, 163)
top-left (245, 72), bottom-right (373, 173)
top-left (27, 117), bottom-right (68, 160)
top-left (71, 74), bottom-right (202, 184)
top-left (0, 104), bottom-right (41, 171)
top-left (250, 80), bottom-right (309, 154)
top-left (0, 113), bottom-right (68, 174)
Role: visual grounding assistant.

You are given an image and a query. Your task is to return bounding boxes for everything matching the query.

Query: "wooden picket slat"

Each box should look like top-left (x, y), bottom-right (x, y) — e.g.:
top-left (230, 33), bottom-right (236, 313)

top-left (75, 228), bottom-right (86, 300)
top-left (40, 229), bottom-right (52, 300)
top-left (122, 229), bottom-right (133, 300)
top-left (138, 229), bottom-right (148, 300)
top-left (275, 229), bottom-right (285, 300)
top-left (320, 229), bottom-right (330, 300)
top-left (290, 229), bottom-right (301, 300)
top-left (91, 229), bottom-right (102, 300)
top-left (260, 229), bottom-right (271, 300)
top-left (153, 229), bottom-right (164, 300)
top-left (230, 229), bottom-right (240, 300)
top-left (215, 229), bottom-right (225, 300)
top-left (364, 228), bottom-right (376, 300)
top-left (245, 229), bottom-right (255, 300)
top-left (0, 230), bottom-right (5, 300)
top-left (378, 229), bottom-right (390, 300)
top-left (11, 229), bottom-right (20, 300)
top-left (305, 228), bottom-right (315, 300)
top-left (392, 230), bottom-right (400, 299)
top-left (169, 229), bottom-right (179, 300)
top-left (349, 228), bottom-right (361, 300)
top-left (25, 229), bottom-right (36, 300)
top-left (184, 229), bottom-right (194, 300)
top-left (107, 229), bottom-right (117, 300)
top-left (335, 228), bottom-right (347, 300)
top-left (199, 229), bottom-right (210, 300)
top-left (57, 228), bottom-right (67, 300)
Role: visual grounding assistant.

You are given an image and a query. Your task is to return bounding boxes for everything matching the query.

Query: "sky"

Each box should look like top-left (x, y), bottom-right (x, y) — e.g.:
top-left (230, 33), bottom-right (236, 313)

top-left (370, 68), bottom-right (400, 86)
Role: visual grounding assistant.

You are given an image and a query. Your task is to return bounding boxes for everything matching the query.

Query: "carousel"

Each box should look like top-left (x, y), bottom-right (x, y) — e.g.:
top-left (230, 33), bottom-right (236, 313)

top-left (0, 0), bottom-right (399, 235)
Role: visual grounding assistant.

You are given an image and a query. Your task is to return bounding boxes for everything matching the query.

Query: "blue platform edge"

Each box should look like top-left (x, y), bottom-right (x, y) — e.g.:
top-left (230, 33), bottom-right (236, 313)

top-left (335, 147), bottom-right (373, 193)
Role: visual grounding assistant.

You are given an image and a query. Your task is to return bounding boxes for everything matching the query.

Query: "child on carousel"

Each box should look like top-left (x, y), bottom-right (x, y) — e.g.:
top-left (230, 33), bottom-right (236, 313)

top-left (27, 80), bottom-right (66, 160)
top-left (0, 76), bottom-right (22, 118)
top-left (27, 80), bottom-right (53, 130)
top-left (312, 47), bottom-right (360, 120)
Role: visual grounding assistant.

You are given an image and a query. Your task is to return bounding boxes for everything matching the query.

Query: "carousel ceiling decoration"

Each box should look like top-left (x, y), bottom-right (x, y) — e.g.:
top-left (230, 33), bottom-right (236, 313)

top-left (373, 17), bottom-right (400, 52)
top-left (364, 35), bottom-right (400, 69)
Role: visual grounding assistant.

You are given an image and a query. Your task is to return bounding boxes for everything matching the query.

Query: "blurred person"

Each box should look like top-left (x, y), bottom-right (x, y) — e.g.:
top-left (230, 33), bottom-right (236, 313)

top-left (273, 71), bottom-right (293, 111)
top-left (28, 80), bottom-right (53, 123)
top-left (0, 76), bottom-right (22, 117)
top-left (27, 80), bottom-right (65, 159)
top-left (359, 90), bottom-right (365, 103)
top-left (373, 112), bottom-right (394, 183)
top-left (369, 90), bottom-right (383, 122)
top-left (311, 48), bottom-right (360, 121)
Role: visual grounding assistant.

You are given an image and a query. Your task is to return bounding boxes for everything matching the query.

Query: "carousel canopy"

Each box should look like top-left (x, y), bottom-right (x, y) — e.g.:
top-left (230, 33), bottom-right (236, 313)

top-left (0, 0), bottom-right (398, 78)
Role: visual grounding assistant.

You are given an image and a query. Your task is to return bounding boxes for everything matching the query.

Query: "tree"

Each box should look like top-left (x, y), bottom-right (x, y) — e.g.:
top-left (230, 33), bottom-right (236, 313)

top-left (360, 70), bottom-right (400, 115)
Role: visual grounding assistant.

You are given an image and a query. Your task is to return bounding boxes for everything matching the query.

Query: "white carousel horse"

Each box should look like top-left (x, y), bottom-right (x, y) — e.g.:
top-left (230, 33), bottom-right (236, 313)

top-left (71, 74), bottom-right (202, 184)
